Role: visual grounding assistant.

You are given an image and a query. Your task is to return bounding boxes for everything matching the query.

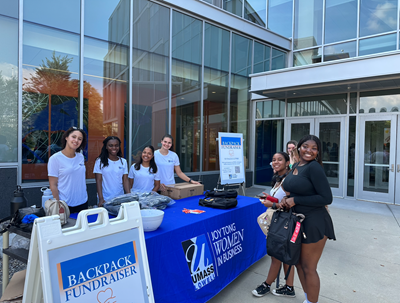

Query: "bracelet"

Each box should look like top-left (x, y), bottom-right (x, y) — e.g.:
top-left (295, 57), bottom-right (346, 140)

top-left (272, 203), bottom-right (277, 210)
top-left (188, 178), bottom-right (192, 183)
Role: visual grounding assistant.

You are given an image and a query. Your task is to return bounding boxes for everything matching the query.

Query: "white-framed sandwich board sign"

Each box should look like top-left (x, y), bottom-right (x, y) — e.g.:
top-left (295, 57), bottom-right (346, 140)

top-left (23, 203), bottom-right (154, 303)
top-left (218, 132), bottom-right (246, 185)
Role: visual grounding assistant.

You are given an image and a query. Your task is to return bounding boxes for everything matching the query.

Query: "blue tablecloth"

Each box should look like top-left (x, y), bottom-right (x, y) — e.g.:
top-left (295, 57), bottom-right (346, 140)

top-left (144, 195), bottom-right (266, 303)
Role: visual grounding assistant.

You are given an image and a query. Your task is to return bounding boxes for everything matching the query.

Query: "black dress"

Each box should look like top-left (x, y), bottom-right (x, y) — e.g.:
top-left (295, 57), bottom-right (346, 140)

top-left (283, 160), bottom-right (336, 244)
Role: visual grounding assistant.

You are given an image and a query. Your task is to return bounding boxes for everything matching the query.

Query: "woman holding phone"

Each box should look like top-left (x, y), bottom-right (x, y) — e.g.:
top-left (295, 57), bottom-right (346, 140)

top-left (252, 152), bottom-right (296, 298)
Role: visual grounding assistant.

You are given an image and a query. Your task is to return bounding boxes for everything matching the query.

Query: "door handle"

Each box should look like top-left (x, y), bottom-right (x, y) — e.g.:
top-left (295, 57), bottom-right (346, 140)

top-left (397, 164), bottom-right (400, 173)
top-left (391, 164), bottom-right (394, 172)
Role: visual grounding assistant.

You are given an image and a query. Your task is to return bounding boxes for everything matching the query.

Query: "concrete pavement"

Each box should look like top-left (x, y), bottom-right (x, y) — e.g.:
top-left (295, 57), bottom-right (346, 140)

top-left (208, 187), bottom-right (400, 303)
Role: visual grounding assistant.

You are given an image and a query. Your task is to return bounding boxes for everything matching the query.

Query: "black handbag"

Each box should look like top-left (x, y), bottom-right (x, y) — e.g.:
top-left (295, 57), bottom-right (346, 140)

top-left (266, 208), bottom-right (305, 275)
top-left (199, 197), bottom-right (238, 209)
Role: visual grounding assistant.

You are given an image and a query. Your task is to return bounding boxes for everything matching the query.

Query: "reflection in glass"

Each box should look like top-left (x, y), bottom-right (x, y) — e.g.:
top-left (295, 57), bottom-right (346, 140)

top-left (324, 41), bottom-right (356, 62)
top-left (255, 100), bottom-right (285, 118)
top-left (363, 120), bottom-right (390, 193)
top-left (325, 0), bottom-right (357, 44)
top-left (319, 122), bottom-right (341, 188)
top-left (271, 48), bottom-right (286, 70)
top-left (359, 34), bottom-right (397, 57)
top-left (231, 34), bottom-right (252, 168)
top-left (359, 0), bottom-right (397, 37)
top-left (287, 94), bottom-right (347, 116)
top-left (255, 120), bottom-right (284, 185)
top-left (0, 0), bottom-right (18, 18)
top-left (22, 23), bottom-right (82, 182)
top-left (244, 0), bottom-right (266, 26)
top-left (85, 0), bottom-right (129, 45)
top-left (203, 24), bottom-right (229, 171)
top-left (0, 14), bottom-right (18, 162)
top-left (253, 42), bottom-right (270, 73)
top-left (132, 1), bottom-right (170, 162)
top-left (290, 123), bottom-right (310, 143)
top-left (24, 0), bottom-right (80, 34)
top-left (293, 48), bottom-right (322, 66)
top-left (347, 116), bottom-right (356, 196)
top-left (294, 0), bottom-right (323, 50)
top-left (172, 11), bottom-right (201, 172)
top-left (268, 0), bottom-right (293, 38)
top-left (359, 89), bottom-right (400, 113)
top-left (223, 0), bottom-right (243, 17)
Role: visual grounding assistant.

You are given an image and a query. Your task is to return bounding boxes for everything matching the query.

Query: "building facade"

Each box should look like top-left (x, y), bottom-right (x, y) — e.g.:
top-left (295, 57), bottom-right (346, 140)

top-left (1, 0), bottom-right (399, 216)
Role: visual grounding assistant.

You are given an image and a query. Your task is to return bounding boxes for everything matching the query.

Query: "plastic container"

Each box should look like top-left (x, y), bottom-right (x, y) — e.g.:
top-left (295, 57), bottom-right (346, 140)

top-left (41, 187), bottom-right (53, 208)
top-left (140, 209), bottom-right (164, 232)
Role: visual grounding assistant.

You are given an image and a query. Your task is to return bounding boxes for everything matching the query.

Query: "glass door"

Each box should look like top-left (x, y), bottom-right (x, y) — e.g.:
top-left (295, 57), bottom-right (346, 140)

top-left (316, 117), bottom-right (345, 197)
top-left (287, 117), bottom-right (345, 197)
top-left (357, 116), bottom-right (396, 203)
top-left (285, 118), bottom-right (315, 144)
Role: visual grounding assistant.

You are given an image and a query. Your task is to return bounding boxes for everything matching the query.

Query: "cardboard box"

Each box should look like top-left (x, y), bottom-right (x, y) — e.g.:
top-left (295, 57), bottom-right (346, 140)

top-left (162, 183), bottom-right (204, 200)
top-left (0, 270), bottom-right (26, 303)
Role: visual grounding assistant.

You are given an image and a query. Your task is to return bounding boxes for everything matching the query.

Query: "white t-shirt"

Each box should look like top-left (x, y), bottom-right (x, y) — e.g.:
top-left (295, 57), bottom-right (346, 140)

top-left (154, 150), bottom-right (180, 185)
top-left (93, 157), bottom-right (128, 201)
top-left (128, 164), bottom-right (160, 192)
top-left (270, 186), bottom-right (286, 202)
top-left (48, 151), bottom-right (87, 207)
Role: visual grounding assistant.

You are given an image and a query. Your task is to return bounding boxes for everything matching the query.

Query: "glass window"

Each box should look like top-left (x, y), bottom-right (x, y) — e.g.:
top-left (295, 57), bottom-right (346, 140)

top-left (132, 1), bottom-right (170, 162)
top-left (347, 116), bottom-right (356, 196)
top-left (359, 34), bottom-right (397, 57)
top-left (85, 0), bottom-right (129, 45)
top-left (22, 22), bottom-right (81, 182)
top-left (244, 0), bottom-right (266, 27)
top-left (287, 94), bottom-right (347, 116)
top-left (293, 48), bottom-right (322, 66)
top-left (359, 0), bottom-right (397, 37)
top-left (294, 0), bottom-right (323, 50)
top-left (231, 34), bottom-right (252, 169)
top-left (268, 0), bottom-right (293, 38)
top-left (254, 120), bottom-right (284, 185)
top-left (24, 0), bottom-right (80, 34)
top-left (360, 89), bottom-right (400, 113)
top-left (253, 42), bottom-right (270, 73)
top-left (256, 100), bottom-right (285, 118)
top-left (271, 48), bottom-right (286, 70)
top-left (172, 11), bottom-right (201, 172)
top-left (203, 24), bottom-right (229, 171)
top-left (325, 0), bottom-right (357, 44)
top-left (223, 0), bottom-right (243, 17)
top-left (350, 92), bottom-right (356, 114)
top-left (0, 1), bottom-right (18, 163)
top-left (84, 0), bottom-right (130, 178)
top-left (203, 0), bottom-right (223, 7)
top-left (324, 41), bottom-right (356, 62)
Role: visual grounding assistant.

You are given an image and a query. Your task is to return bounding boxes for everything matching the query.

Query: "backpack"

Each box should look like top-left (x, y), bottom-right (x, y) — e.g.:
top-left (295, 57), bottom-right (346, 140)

top-left (204, 189), bottom-right (238, 199)
top-left (266, 208), bottom-right (305, 267)
top-left (44, 199), bottom-right (70, 225)
top-left (199, 197), bottom-right (238, 209)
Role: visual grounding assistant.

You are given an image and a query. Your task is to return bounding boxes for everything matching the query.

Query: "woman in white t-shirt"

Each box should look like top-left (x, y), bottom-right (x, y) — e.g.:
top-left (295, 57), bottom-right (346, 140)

top-left (252, 152), bottom-right (296, 298)
top-left (48, 127), bottom-right (88, 213)
top-left (154, 135), bottom-right (200, 190)
top-left (128, 145), bottom-right (160, 192)
top-left (93, 136), bottom-right (130, 206)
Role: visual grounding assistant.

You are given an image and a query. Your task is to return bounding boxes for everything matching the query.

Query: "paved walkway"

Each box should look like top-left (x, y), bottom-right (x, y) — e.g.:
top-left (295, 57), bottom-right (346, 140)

top-left (208, 187), bottom-right (400, 303)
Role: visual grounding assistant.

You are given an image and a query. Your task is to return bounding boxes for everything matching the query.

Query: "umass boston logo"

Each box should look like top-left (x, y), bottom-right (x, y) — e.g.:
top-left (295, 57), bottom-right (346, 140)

top-left (182, 235), bottom-right (215, 291)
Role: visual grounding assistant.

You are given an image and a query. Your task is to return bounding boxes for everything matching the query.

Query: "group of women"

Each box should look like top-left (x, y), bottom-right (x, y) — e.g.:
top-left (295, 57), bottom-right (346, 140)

top-left (253, 135), bottom-right (335, 303)
top-left (48, 127), bottom-right (198, 210)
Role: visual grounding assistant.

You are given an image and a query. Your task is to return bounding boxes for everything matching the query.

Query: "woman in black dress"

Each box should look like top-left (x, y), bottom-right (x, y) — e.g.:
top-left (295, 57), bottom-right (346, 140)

top-left (281, 135), bottom-right (335, 303)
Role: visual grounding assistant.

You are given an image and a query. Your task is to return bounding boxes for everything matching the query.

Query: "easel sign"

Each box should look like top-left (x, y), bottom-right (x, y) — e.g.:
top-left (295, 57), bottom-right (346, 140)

top-left (218, 132), bottom-right (246, 185)
top-left (23, 203), bottom-right (154, 303)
